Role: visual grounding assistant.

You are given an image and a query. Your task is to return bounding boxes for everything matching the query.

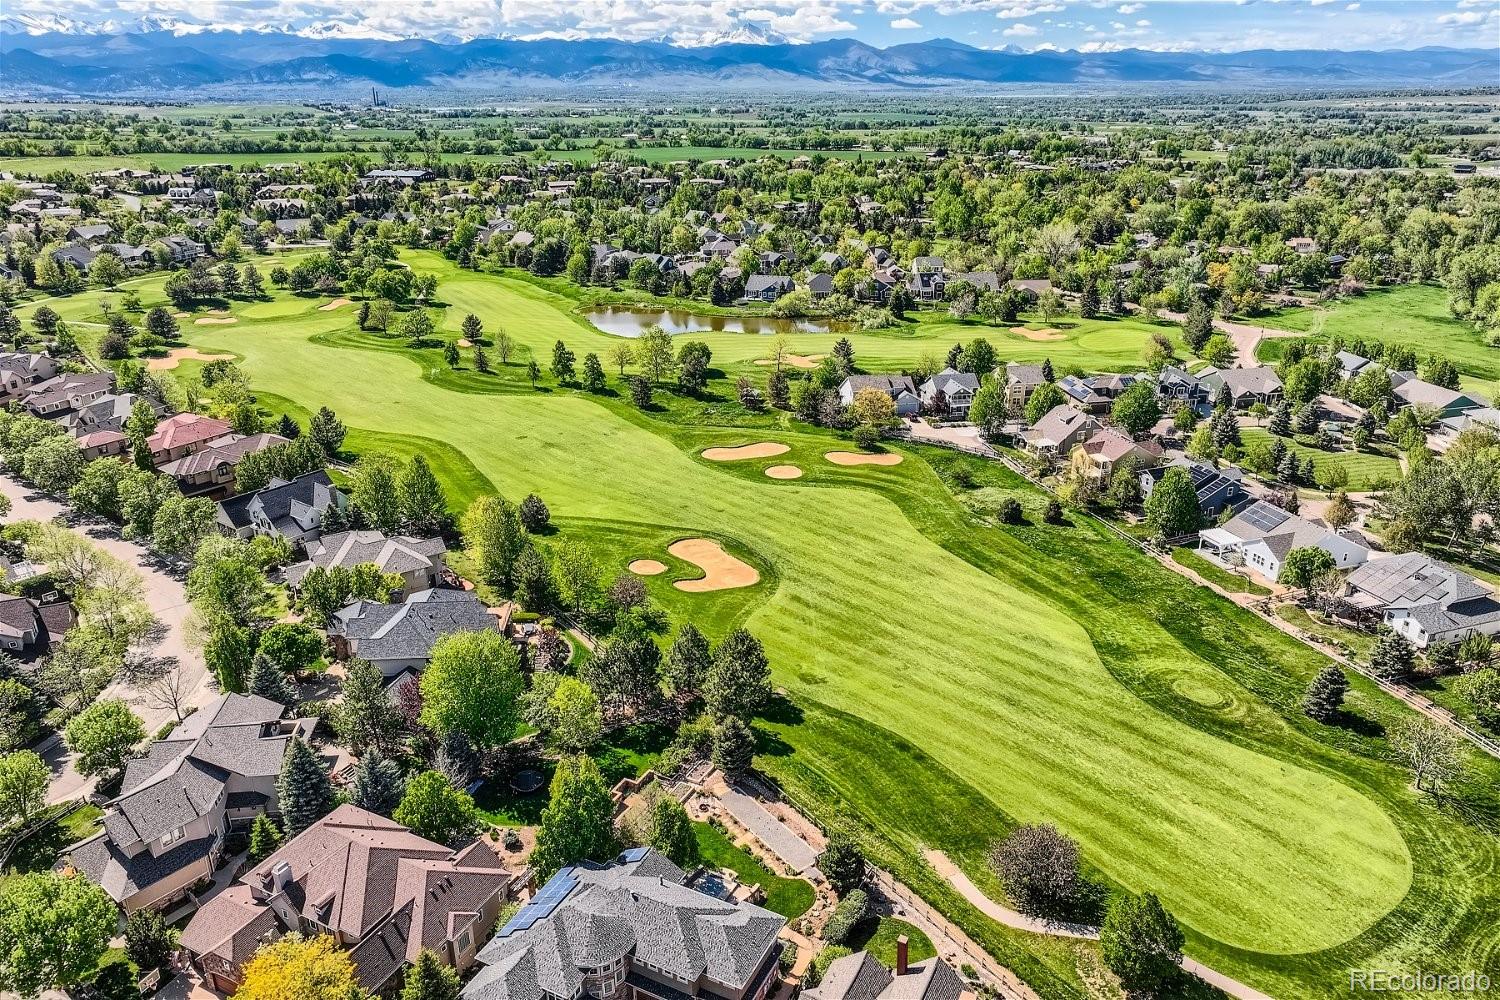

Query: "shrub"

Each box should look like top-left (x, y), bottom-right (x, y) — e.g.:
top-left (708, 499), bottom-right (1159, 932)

top-left (821, 888), bottom-right (869, 945)
top-left (997, 498), bottom-right (1024, 524)
top-left (989, 823), bottom-right (1082, 917)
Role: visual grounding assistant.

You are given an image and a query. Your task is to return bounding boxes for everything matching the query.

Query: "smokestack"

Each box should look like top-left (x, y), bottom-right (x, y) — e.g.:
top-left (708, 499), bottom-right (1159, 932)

top-left (896, 934), bottom-right (909, 976)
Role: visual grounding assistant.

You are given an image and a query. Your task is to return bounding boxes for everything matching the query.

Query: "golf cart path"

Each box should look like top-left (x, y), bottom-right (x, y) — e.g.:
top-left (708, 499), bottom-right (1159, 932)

top-left (923, 850), bottom-right (1275, 1000)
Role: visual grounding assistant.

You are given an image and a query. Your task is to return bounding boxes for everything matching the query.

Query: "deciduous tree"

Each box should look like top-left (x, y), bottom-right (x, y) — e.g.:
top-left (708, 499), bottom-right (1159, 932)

top-left (419, 631), bottom-right (524, 750)
top-left (395, 770), bottom-right (478, 845)
top-left (530, 755), bottom-right (616, 881)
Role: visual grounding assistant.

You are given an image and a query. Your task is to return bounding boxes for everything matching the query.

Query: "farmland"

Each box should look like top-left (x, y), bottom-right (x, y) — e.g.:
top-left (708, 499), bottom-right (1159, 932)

top-left (18, 259), bottom-right (1500, 999)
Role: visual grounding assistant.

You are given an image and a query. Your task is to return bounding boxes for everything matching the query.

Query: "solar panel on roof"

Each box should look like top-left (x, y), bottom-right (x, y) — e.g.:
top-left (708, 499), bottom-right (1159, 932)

top-left (498, 867), bottom-right (581, 937)
top-left (1242, 503), bottom-right (1289, 532)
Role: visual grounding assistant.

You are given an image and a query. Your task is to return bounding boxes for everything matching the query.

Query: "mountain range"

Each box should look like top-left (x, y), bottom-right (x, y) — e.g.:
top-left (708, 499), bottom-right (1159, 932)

top-left (0, 24), bottom-right (1493, 94)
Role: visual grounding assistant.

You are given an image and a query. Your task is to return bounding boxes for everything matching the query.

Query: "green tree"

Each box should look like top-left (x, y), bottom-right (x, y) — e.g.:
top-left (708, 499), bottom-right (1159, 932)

top-left (1142, 467), bottom-right (1201, 538)
top-left (636, 326), bottom-right (675, 383)
top-left (309, 406), bottom-right (346, 458)
top-left (0, 872), bottom-right (116, 997)
top-left (704, 628), bottom-right (771, 720)
top-left (514, 544), bottom-right (555, 610)
top-left (519, 493), bottom-right (550, 533)
top-left (350, 453), bottom-right (403, 534)
top-left (277, 735), bottom-right (337, 836)
top-left (401, 950), bottom-right (460, 1000)
top-left (1024, 381), bottom-right (1065, 425)
top-left (968, 379), bottom-right (1008, 439)
top-left (124, 908), bottom-right (175, 971)
top-left (258, 622), bottom-right (326, 673)
top-left (463, 496), bottom-right (524, 592)
top-left (530, 755), bottom-right (617, 881)
top-left (63, 699), bottom-right (144, 778)
top-left (663, 623), bottom-right (711, 704)
top-left (124, 397), bottom-right (159, 470)
top-left (0, 750), bottom-right (48, 827)
top-left (1279, 546), bottom-right (1336, 589)
top-left (645, 794), bottom-right (700, 869)
top-left (151, 494), bottom-right (218, 557)
top-left (248, 652), bottom-right (300, 706)
top-left (1111, 381), bottom-right (1161, 436)
top-left (350, 748), bottom-right (406, 817)
top-left (395, 770), bottom-right (478, 845)
top-left (1302, 666), bottom-right (1349, 723)
top-left (419, 631), bottom-right (524, 749)
top-left (1181, 299), bottom-right (1214, 353)
top-left (1100, 891), bottom-right (1184, 993)
top-left (398, 455), bottom-right (448, 535)
top-left (581, 353), bottom-right (606, 393)
top-left (543, 676), bottom-right (603, 755)
top-left (21, 436), bottom-right (83, 495)
top-left (818, 830), bottom-right (868, 897)
top-left (247, 813), bottom-right (284, 863)
top-left (1369, 628), bottom-right (1416, 682)
top-left (710, 715), bottom-right (755, 779)
top-left (550, 340), bottom-right (577, 383)
top-left (336, 658), bottom-right (401, 755)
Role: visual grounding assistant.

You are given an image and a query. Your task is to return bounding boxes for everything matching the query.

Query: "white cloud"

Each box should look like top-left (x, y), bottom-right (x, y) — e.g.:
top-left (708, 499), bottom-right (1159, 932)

top-left (1345, 2), bottom-right (1359, 8)
top-left (1309, 0), bottom-right (1338, 5)
top-left (1437, 8), bottom-right (1493, 23)
top-left (1002, 21), bottom-right (1040, 35)
top-left (1116, 2), bottom-right (1144, 12)
top-left (993, 1), bottom-right (1063, 19)
top-left (1136, 19), bottom-right (1150, 26)
top-left (890, 16), bottom-right (922, 27)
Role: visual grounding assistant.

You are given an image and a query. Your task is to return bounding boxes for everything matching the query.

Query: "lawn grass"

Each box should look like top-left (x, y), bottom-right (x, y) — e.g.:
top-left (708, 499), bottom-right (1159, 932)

top-left (20, 255), bottom-right (1500, 999)
top-left (1257, 285), bottom-right (1499, 396)
top-left (846, 916), bottom-right (938, 969)
top-left (1171, 547), bottom-right (1273, 596)
top-left (1275, 603), bottom-right (1377, 660)
top-left (692, 822), bottom-right (815, 921)
top-left (2, 802), bottom-right (104, 880)
top-left (1240, 427), bottom-right (1403, 491)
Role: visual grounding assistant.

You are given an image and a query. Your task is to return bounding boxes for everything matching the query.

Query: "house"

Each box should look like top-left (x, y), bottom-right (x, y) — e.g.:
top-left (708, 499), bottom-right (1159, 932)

top-left (804, 940), bottom-right (964, 1000)
top-left (815, 251), bottom-right (850, 272)
top-left (51, 244), bottom-right (97, 272)
top-left (907, 271), bottom-right (946, 302)
top-left (1155, 366), bottom-right (1213, 415)
top-left (22, 371), bottom-right (114, 418)
top-left (1438, 407), bottom-right (1500, 439)
top-left (160, 432), bottom-right (289, 498)
top-left (1140, 458), bottom-right (1248, 519)
top-left (1199, 367), bottom-right (1284, 409)
top-left (68, 223), bottom-right (113, 244)
top-left (146, 413), bottom-right (234, 466)
top-left (756, 251), bottom-right (787, 274)
top-left (838, 375), bottom-right (920, 417)
top-left (181, 805), bottom-right (514, 994)
top-left (1341, 552), bottom-right (1500, 649)
top-left (216, 470), bottom-right (346, 548)
top-left (1070, 428), bottom-right (1163, 481)
top-left (361, 167), bottom-right (435, 186)
top-left (0, 595), bottom-right (73, 654)
top-left (743, 274), bottom-right (793, 303)
top-left (1024, 405), bottom-right (1097, 455)
top-left (1197, 500), bottom-right (1369, 581)
top-left (1057, 373), bottom-right (1141, 414)
top-left (919, 368), bottom-right (980, 418)
top-left (65, 694), bottom-right (317, 914)
top-left (1390, 372), bottom-right (1485, 419)
top-left (60, 392), bottom-right (157, 437)
top-left (855, 270), bottom-right (899, 304)
top-left (0, 352), bottom-right (60, 402)
top-left (329, 589), bottom-right (499, 677)
top-left (1007, 278), bottom-right (1054, 301)
top-left (1004, 363), bottom-right (1048, 412)
top-left (157, 234), bottom-right (206, 263)
top-left (807, 273), bottom-right (834, 300)
top-left (1285, 237), bottom-right (1319, 255)
top-left (272, 218), bottom-right (310, 237)
top-left (1335, 351), bottom-right (1371, 380)
top-left (462, 847), bottom-right (784, 1000)
top-left (285, 531), bottom-right (447, 598)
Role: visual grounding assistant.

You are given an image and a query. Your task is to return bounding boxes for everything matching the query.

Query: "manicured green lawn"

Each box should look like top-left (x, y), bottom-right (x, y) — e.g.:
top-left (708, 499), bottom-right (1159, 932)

top-left (1275, 604), bottom-right (1377, 660)
top-left (692, 822), bottom-right (815, 921)
top-left (21, 256), bottom-right (1500, 1000)
top-left (1171, 547), bottom-right (1272, 596)
top-left (846, 916), bottom-right (937, 969)
top-left (1257, 285), bottom-right (1499, 396)
top-left (1240, 428), bottom-right (1403, 491)
top-left (2, 802), bottom-right (103, 880)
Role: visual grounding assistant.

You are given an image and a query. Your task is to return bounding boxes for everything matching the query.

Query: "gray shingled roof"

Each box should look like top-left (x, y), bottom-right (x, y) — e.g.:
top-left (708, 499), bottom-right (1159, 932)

top-left (333, 589), bottom-right (498, 663)
top-left (285, 531), bottom-right (445, 587)
top-left (67, 830), bottom-right (217, 904)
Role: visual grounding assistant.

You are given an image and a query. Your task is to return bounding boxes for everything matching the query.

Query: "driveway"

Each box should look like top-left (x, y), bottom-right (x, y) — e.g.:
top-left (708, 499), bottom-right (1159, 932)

top-left (1157, 310), bottom-right (1303, 369)
top-left (1, 475), bottom-right (215, 802)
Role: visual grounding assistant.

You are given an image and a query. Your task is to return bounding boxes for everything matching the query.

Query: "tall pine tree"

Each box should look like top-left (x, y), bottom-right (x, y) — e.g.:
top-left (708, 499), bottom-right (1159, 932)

top-left (1302, 666), bottom-right (1348, 722)
top-left (277, 737), bottom-right (336, 836)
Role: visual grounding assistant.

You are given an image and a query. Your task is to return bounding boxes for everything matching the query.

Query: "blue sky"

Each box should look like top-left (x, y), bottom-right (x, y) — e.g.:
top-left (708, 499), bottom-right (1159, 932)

top-left (4, 0), bottom-right (1498, 51)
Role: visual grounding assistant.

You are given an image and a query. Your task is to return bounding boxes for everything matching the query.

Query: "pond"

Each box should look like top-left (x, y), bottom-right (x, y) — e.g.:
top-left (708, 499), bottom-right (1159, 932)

top-left (583, 305), bottom-right (836, 337)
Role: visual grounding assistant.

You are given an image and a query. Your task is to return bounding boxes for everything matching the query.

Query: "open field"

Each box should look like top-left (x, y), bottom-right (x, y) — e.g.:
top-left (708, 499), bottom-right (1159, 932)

top-left (1257, 285), bottom-right (1499, 396)
top-left (17, 260), bottom-right (1500, 999)
top-left (0, 149), bottom-right (375, 176)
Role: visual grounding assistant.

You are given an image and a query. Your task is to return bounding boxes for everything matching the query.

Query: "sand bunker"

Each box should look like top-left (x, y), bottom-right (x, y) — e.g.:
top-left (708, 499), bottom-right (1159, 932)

top-left (628, 559), bottom-right (667, 576)
top-left (753, 353), bottom-right (825, 369)
top-left (668, 538), bottom-right (759, 592)
top-left (1010, 326), bottom-right (1065, 341)
top-left (318, 297), bottom-right (353, 311)
top-left (457, 338), bottom-right (473, 348)
top-left (702, 442), bottom-right (790, 462)
top-left (765, 465), bottom-right (803, 480)
top-left (825, 451), bottom-right (903, 466)
top-left (172, 311), bottom-right (190, 319)
top-left (147, 347), bottom-right (235, 371)
top-left (194, 317), bottom-right (239, 325)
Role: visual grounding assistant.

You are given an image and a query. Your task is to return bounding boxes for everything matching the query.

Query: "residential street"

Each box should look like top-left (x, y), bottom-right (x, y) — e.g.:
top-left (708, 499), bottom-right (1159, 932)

top-left (0, 474), bottom-right (215, 803)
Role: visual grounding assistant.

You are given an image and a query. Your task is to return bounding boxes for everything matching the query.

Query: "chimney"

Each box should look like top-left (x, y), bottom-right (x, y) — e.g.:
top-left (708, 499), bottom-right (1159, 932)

top-left (271, 861), bottom-right (293, 893)
top-left (896, 934), bottom-right (909, 976)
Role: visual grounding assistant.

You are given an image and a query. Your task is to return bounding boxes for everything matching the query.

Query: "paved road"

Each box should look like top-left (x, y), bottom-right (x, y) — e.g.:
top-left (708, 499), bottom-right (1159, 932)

top-left (1158, 309), bottom-right (1303, 369)
top-left (1, 475), bottom-right (214, 803)
top-left (925, 850), bottom-right (1277, 1000)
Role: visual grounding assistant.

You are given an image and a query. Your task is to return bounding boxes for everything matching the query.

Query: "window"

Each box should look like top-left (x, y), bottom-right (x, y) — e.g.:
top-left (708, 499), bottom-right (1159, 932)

top-left (162, 826), bottom-right (184, 847)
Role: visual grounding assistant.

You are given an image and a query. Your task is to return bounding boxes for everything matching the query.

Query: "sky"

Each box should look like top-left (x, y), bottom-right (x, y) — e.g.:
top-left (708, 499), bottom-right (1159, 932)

top-left (2, 0), bottom-right (1497, 52)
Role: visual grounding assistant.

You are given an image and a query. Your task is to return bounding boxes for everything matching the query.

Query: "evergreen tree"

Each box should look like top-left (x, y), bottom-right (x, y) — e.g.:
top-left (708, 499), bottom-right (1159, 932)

top-left (473, 344), bottom-right (490, 373)
top-left (402, 951), bottom-right (460, 1000)
top-left (1182, 299), bottom-right (1214, 353)
top-left (831, 337), bottom-right (855, 376)
top-left (645, 794), bottom-right (700, 869)
top-left (124, 398), bottom-right (158, 471)
top-left (1099, 892), bottom-right (1185, 994)
top-left (336, 659), bottom-right (401, 755)
top-left (818, 831), bottom-right (868, 897)
top-left (248, 652), bottom-right (299, 707)
top-left (1302, 666), bottom-right (1349, 722)
top-left (711, 715), bottom-right (755, 779)
top-left (629, 375), bottom-right (652, 408)
top-left (1210, 408), bottom-right (1240, 450)
top-left (663, 623), bottom-right (711, 704)
top-left (276, 414), bottom-right (301, 439)
top-left (277, 736), bottom-right (336, 836)
top-left (350, 748), bottom-right (406, 817)
top-left (582, 353), bottom-right (606, 393)
top-left (461, 313), bottom-right (483, 344)
top-left (767, 368), bottom-right (790, 409)
top-left (704, 629), bottom-right (771, 721)
top-left (309, 406), bottom-right (346, 458)
top-left (551, 340), bottom-right (577, 383)
top-left (1080, 281), bottom-right (1100, 319)
top-left (1268, 402), bottom-right (1292, 437)
top-left (530, 755), bottom-right (617, 881)
top-left (443, 341), bottom-right (460, 368)
top-left (1277, 448), bottom-right (1300, 484)
top-left (247, 813), bottom-right (283, 863)
top-left (519, 493), bottom-right (550, 533)
top-left (398, 455), bottom-right (448, 535)
top-left (514, 545), bottom-right (555, 610)
top-left (1370, 628), bottom-right (1416, 682)
top-left (1041, 358), bottom-right (1055, 383)
top-left (945, 342), bottom-right (963, 369)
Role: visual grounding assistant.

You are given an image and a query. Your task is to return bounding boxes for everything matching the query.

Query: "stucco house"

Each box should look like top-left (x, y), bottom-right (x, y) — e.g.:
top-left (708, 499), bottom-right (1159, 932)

top-left (329, 589), bottom-right (500, 677)
top-left (1024, 405), bottom-right (1096, 456)
top-left (838, 375), bottom-right (920, 417)
top-left (918, 368), bottom-right (980, 418)
top-left (65, 694), bottom-right (317, 914)
top-left (1197, 500), bottom-right (1369, 582)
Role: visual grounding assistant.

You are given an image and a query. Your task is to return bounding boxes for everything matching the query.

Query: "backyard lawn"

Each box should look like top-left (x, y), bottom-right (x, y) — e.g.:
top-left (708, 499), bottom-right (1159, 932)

top-left (1171, 547), bottom-right (1273, 596)
top-left (692, 822), bottom-right (815, 921)
top-left (846, 916), bottom-right (937, 969)
top-left (1240, 428), bottom-right (1403, 491)
top-left (2, 802), bottom-right (103, 882)
top-left (18, 257), bottom-right (1500, 1000)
